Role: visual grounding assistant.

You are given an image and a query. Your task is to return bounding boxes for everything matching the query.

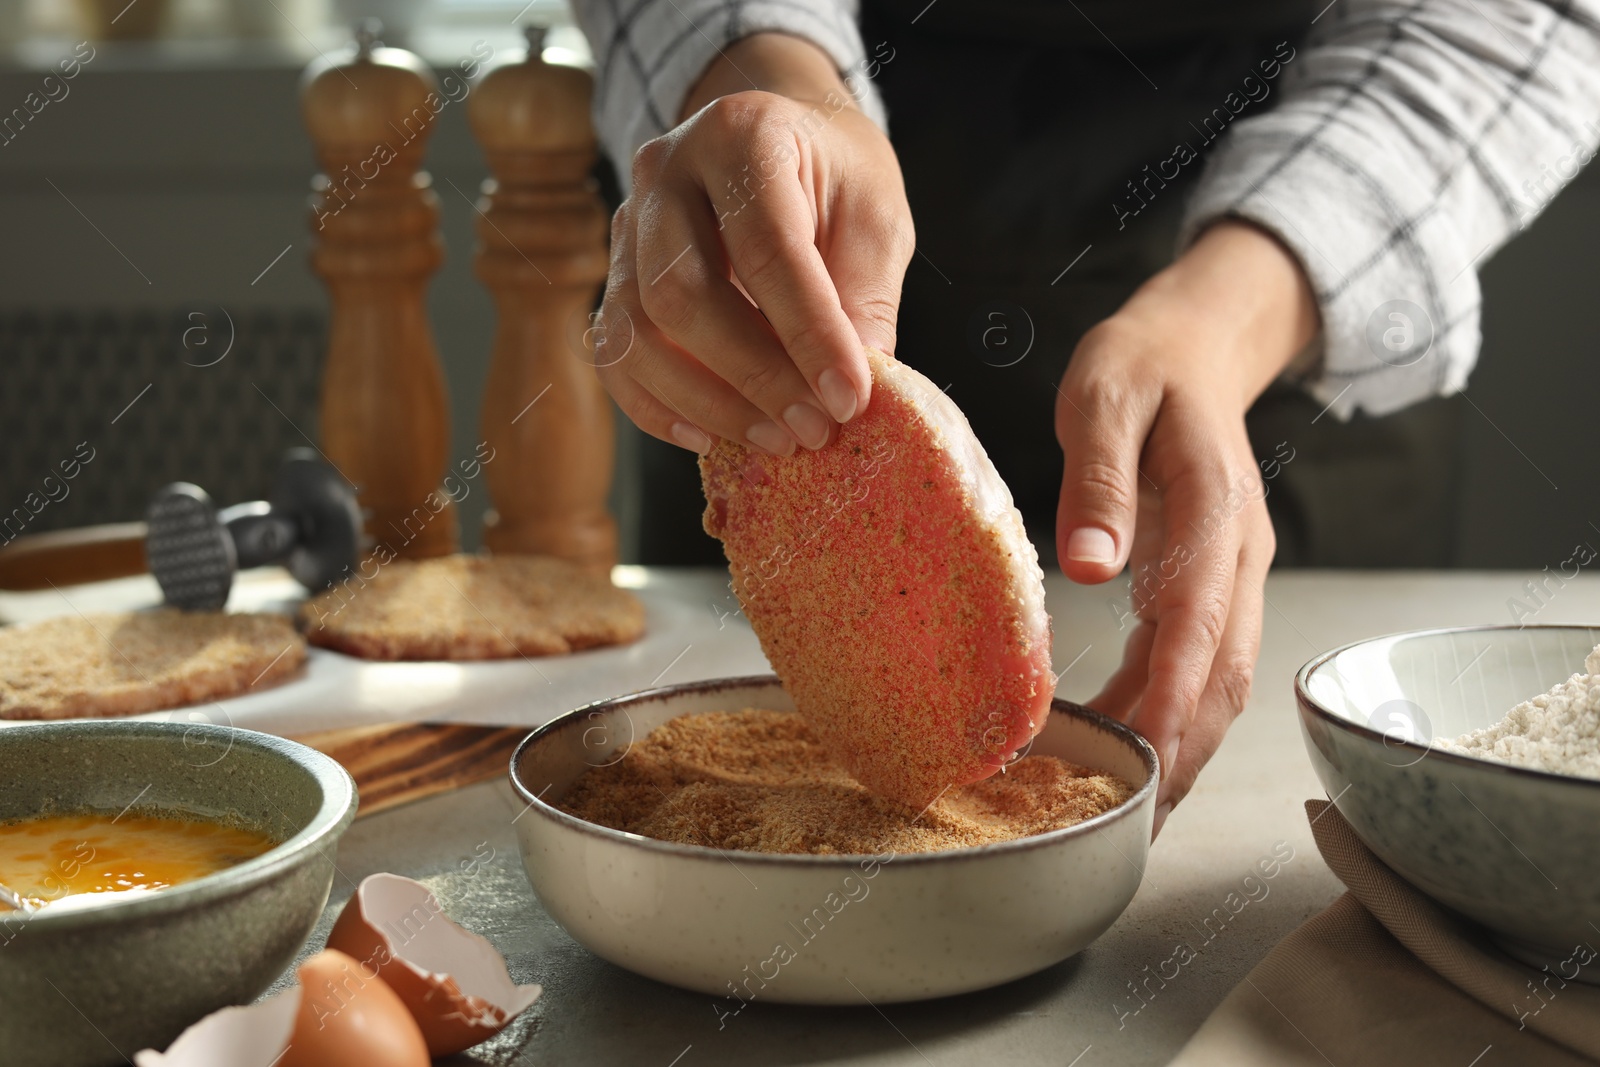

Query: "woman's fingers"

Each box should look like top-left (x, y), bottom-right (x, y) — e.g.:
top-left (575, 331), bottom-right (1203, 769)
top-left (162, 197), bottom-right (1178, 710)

top-left (697, 99), bottom-right (875, 424)
top-left (1150, 517), bottom-right (1270, 837)
top-left (1065, 379), bottom-right (1273, 837)
top-left (600, 362), bottom-right (715, 454)
top-left (1087, 618), bottom-right (1156, 725)
top-left (1052, 218), bottom-right (1308, 839)
top-left (634, 172), bottom-right (834, 451)
top-left (600, 93), bottom-right (915, 451)
top-left (1086, 480), bottom-right (1162, 721)
top-left (600, 199), bottom-right (797, 455)
top-left (813, 112), bottom-right (916, 371)
top-left (1130, 569), bottom-right (1233, 798)
top-left (1054, 326), bottom-right (1161, 585)
top-left (1127, 442), bottom-right (1263, 807)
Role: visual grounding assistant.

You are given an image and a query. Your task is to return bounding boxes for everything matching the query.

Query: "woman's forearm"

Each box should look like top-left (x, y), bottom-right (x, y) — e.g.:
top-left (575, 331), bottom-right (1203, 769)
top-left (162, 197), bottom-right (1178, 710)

top-left (680, 32), bottom-right (856, 121)
top-left (1118, 219), bottom-right (1320, 409)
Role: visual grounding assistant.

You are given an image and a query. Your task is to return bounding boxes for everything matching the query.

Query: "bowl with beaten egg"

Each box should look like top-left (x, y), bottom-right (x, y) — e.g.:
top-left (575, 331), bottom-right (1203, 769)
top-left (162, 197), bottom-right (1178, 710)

top-left (0, 720), bottom-right (357, 1067)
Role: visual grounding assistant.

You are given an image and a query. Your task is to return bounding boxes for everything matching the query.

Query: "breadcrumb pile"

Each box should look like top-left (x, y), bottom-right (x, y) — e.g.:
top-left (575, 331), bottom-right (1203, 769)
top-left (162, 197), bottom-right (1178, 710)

top-left (558, 709), bottom-right (1134, 855)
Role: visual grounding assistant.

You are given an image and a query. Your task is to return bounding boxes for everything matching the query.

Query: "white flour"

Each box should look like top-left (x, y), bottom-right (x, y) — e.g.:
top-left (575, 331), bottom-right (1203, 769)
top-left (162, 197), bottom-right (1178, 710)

top-left (1437, 645), bottom-right (1600, 778)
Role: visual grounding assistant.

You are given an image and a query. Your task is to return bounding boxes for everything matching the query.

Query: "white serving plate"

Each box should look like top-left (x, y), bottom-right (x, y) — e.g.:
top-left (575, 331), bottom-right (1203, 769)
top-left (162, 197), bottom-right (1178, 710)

top-left (0, 566), bottom-right (770, 735)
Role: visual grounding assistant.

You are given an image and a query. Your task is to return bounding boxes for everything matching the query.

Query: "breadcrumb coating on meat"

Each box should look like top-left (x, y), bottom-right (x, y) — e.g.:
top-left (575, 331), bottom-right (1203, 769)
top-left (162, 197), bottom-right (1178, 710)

top-left (299, 553), bottom-right (644, 660)
top-left (700, 348), bottom-right (1054, 806)
top-left (0, 610), bottom-right (305, 719)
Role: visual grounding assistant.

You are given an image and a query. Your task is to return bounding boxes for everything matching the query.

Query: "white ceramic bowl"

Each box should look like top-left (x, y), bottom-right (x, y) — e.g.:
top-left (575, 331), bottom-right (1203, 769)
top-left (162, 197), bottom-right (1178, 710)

top-left (509, 676), bottom-right (1157, 1004)
top-left (1298, 625), bottom-right (1600, 969)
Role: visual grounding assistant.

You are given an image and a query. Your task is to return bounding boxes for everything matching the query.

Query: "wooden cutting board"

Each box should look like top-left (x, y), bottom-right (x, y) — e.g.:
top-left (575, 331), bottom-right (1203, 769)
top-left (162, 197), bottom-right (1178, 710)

top-left (290, 722), bottom-right (529, 818)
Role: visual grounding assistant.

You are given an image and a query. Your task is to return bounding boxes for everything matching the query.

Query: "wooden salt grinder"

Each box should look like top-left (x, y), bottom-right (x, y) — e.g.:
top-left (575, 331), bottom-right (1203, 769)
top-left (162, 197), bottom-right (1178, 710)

top-left (302, 26), bottom-right (458, 559)
top-left (469, 26), bottom-right (617, 570)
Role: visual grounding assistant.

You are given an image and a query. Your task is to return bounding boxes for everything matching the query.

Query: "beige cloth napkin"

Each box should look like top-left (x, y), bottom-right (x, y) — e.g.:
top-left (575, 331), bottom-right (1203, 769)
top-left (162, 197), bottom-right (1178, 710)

top-left (1170, 800), bottom-right (1600, 1067)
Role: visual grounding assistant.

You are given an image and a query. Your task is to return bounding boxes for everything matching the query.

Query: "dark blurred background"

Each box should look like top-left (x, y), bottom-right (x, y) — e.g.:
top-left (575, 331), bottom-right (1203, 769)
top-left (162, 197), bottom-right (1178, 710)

top-left (0, 0), bottom-right (1594, 569)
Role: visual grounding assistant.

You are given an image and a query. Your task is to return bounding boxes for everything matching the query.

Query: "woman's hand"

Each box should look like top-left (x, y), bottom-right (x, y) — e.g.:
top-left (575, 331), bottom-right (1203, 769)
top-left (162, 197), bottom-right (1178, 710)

top-left (1055, 220), bottom-right (1319, 837)
top-left (595, 33), bottom-right (914, 457)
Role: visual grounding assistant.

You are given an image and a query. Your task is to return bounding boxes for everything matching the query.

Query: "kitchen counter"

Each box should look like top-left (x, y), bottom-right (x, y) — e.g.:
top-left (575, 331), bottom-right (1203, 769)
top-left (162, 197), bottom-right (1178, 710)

top-left (268, 568), bottom-right (1600, 1066)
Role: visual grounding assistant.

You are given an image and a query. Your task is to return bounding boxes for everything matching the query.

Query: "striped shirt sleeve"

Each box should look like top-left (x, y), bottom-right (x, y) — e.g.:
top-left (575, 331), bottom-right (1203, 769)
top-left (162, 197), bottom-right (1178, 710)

top-left (1179, 0), bottom-right (1600, 419)
top-left (569, 0), bottom-right (888, 187)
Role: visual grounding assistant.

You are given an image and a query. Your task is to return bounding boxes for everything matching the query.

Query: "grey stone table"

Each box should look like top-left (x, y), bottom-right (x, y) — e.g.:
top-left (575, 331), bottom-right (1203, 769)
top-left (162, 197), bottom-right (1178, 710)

top-left (267, 569), bottom-right (1600, 1066)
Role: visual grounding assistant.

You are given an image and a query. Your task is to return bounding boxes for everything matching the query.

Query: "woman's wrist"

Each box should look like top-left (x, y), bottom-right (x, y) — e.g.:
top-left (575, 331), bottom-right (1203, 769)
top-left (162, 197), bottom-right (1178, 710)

top-left (680, 32), bottom-right (856, 122)
top-left (1116, 218), bottom-right (1321, 407)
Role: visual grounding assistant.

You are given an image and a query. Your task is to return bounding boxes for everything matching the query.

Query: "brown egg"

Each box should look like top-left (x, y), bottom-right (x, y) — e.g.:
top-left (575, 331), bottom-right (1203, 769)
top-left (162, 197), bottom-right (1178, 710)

top-left (325, 873), bottom-right (542, 1056)
top-left (278, 949), bottom-right (429, 1067)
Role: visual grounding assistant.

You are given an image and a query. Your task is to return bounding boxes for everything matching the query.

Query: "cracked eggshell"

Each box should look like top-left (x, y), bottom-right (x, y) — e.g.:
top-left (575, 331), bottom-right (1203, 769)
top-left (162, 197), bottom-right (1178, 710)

top-left (133, 949), bottom-right (428, 1067)
top-left (133, 990), bottom-right (300, 1067)
top-left (325, 872), bottom-right (543, 1056)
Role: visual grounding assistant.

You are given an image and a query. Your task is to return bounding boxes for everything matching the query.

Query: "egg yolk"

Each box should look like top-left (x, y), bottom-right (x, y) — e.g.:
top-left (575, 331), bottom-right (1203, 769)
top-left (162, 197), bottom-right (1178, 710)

top-left (0, 811), bottom-right (277, 910)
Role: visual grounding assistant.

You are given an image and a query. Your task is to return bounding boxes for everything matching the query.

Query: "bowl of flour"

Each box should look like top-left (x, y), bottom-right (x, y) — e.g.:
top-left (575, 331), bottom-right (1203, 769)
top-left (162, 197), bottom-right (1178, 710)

top-left (1297, 625), bottom-right (1600, 972)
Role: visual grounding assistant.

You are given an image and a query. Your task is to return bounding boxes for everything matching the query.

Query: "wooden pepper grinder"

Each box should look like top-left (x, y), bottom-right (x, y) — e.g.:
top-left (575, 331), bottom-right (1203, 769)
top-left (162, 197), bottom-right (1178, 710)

top-left (302, 23), bottom-right (458, 559)
top-left (469, 26), bottom-right (617, 570)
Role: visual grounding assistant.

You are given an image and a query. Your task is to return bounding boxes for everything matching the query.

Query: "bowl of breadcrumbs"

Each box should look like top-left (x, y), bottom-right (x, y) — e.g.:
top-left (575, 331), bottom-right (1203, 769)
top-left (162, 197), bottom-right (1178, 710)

top-left (509, 675), bottom-right (1157, 1004)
